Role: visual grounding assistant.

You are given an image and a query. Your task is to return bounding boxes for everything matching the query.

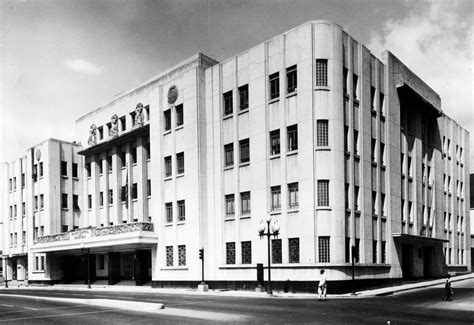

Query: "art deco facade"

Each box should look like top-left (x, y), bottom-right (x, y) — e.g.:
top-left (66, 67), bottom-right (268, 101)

top-left (1, 20), bottom-right (470, 291)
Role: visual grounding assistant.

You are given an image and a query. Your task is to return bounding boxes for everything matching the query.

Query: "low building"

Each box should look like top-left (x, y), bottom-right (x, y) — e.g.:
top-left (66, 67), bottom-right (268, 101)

top-left (1, 20), bottom-right (471, 291)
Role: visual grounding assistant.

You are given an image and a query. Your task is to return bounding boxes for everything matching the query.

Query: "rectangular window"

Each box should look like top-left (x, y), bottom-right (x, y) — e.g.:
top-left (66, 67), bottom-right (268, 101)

top-left (289, 238), bottom-right (300, 263)
top-left (240, 191), bottom-right (251, 215)
top-left (164, 109), bottom-right (171, 132)
top-left (223, 90), bottom-right (233, 116)
top-left (9, 206), bottom-right (13, 219)
top-left (99, 192), bottom-right (104, 207)
top-left (120, 116), bottom-right (126, 131)
top-left (287, 124), bottom-right (298, 151)
top-left (107, 155), bottom-right (113, 173)
top-left (40, 194), bottom-right (44, 209)
top-left (272, 239), bottom-right (282, 264)
top-left (131, 147), bottom-right (137, 165)
top-left (316, 120), bottom-right (329, 147)
top-left (164, 156), bottom-right (172, 177)
top-left (226, 242), bottom-right (236, 264)
top-left (61, 193), bottom-right (68, 209)
top-left (269, 72), bottom-right (280, 100)
top-left (288, 182), bottom-right (299, 208)
top-left (33, 164), bottom-right (38, 181)
top-left (9, 178), bottom-right (12, 191)
top-left (286, 65), bottom-right (297, 93)
top-left (353, 74), bottom-right (359, 99)
top-left (22, 202), bottom-right (26, 216)
top-left (144, 143), bottom-right (150, 161)
top-left (176, 152), bottom-right (184, 174)
top-left (120, 151), bottom-right (127, 167)
top-left (21, 173), bottom-right (25, 187)
top-left (371, 86), bottom-right (376, 110)
top-left (165, 202), bottom-right (173, 223)
top-left (317, 180), bottom-right (329, 207)
top-left (318, 236), bottom-right (330, 263)
top-left (225, 194), bottom-right (235, 217)
top-left (315, 59), bottom-right (328, 86)
top-left (61, 161), bottom-right (67, 176)
top-left (241, 241), bottom-right (252, 264)
top-left (70, 163), bottom-right (78, 178)
top-left (132, 183), bottom-right (138, 200)
top-left (239, 139), bottom-right (250, 164)
top-left (88, 195), bottom-right (92, 209)
top-left (166, 246), bottom-right (173, 266)
top-left (270, 129), bottom-right (280, 155)
top-left (86, 163), bottom-right (91, 178)
top-left (345, 237), bottom-right (351, 263)
top-left (271, 186), bottom-right (281, 211)
top-left (39, 162), bottom-right (43, 177)
top-left (121, 186), bottom-right (127, 202)
top-left (34, 196), bottom-right (38, 211)
top-left (381, 241), bottom-right (386, 263)
top-left (98, 159), bottom-right (103, 175)
top-left (147, 180), bottom-right (151, 197)
top-left (22, 231), bottom-right (26, 245)
top-left (13, 177), bottom-right (16, 191)
top-left (224, 143), bottom-right (234, 167)
top-left (13, 205), bottom-right (17, 218)
top-left (177, 200), bottom-right (185, 222)
top-left (178, 245), bottom-right (186, 266)
top-left (73, 195), bottom-right (79, 210)
top-left (108, 189), bottom-right (113, 205)
top-left (175, 104), bottom-right (184, 127)
top-left (238, 84), bottom-right (249, 110)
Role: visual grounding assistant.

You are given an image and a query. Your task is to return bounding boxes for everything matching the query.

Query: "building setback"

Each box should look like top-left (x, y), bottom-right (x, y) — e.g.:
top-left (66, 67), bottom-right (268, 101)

top-left (1, 20), bottom-right (471, 292)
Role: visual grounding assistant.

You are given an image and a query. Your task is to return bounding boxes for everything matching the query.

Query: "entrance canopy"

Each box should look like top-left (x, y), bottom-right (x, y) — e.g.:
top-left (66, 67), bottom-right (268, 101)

top-left (30, 222), bottom-right (158, 255)
top-left (392, 233), bottom-right (448, 245)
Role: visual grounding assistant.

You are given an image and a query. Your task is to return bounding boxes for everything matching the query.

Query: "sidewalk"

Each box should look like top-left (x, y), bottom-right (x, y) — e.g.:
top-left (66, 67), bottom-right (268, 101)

top-left (2, 273), bottom-right (473, 299)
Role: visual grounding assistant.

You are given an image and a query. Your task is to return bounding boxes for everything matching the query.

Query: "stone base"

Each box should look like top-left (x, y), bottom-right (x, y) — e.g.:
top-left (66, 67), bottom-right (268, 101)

top-left (197, 283), bottom-right (209, 292)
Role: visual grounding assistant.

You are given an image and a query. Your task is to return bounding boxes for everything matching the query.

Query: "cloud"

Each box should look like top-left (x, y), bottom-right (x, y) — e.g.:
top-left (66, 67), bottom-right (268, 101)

top-left (63, 58), bottom-right (104, 75)
top-left (368, 1), bottom-right (473, 163)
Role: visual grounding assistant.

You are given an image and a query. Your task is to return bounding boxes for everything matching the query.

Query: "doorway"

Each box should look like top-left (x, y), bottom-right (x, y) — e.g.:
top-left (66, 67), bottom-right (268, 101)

top-left (402, 244), bottom-right (412, 279)
top-left (423, 246), bottom-right (433, 278)
top-left (121, 253), bottom-right (134, 280)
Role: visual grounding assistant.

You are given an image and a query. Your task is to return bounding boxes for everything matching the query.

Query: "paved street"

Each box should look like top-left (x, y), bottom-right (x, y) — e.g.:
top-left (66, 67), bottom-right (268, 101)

top-left (0, 278), bottom-right (473, 324)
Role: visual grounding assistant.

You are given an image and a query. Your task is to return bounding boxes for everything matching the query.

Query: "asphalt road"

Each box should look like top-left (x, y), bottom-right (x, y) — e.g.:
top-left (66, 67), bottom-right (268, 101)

top-left (0, 278), bottom-right (473, 324)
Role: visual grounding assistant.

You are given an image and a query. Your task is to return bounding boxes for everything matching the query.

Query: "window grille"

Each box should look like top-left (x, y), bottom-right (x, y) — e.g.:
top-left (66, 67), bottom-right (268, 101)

top-left (316, 59), bottom-right (328, 86)
top-left (272, 239), bottom-right (282, 264)
top-left (176, 104), bottom-right (184, 127)
top-left (226, 242), bottom-right (235, 264)
top-left (316, 120), bottom-right (328, 146)
top-left (177, 152), bottom-right (184, 174)
top-left (318, 236), bottom-right (330, 263)
top-left (241, 241), bottom-right (252, 264)
top-left (178, 245), bottom-right (186, 266)
top-left (164, 109), bottom-right (171, 131)
top-left (166, 246), bottom-right (173, 266)
top-left (317, 180), bottom-right (329, 206)
top-left (289, 238), bottom-right (300, 263)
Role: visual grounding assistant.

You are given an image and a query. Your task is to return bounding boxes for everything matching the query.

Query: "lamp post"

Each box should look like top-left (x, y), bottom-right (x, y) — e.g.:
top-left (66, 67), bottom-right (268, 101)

top-left (258, 215), bottom-right (280, 295)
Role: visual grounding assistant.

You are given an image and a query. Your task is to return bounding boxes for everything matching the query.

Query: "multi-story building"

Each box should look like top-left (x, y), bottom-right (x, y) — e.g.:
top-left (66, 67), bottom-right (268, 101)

top-left (1, 139), bottom-right (82, 284)
top-left (1, 20), bottom-right (471, 291)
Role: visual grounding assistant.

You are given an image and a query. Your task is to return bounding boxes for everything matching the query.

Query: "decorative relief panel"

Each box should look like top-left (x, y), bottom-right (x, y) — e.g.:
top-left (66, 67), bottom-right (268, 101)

top-left (87, 124), bottom-right (97, 146)
top-left (167, 85), bottom-right (178, 104)
top-left (134, 103), bottom-right (144, 127)
top-left (109, 114), bottom-right (119, 138)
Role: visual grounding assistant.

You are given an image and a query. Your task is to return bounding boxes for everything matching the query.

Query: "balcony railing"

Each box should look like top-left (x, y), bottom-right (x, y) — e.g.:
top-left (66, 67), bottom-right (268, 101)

top-left (35, 222), bottom-right (154, 244)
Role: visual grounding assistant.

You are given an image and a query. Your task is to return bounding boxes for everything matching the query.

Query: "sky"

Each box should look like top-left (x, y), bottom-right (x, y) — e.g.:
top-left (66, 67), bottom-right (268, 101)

top-left (1, 0), bottom-right (473, 168)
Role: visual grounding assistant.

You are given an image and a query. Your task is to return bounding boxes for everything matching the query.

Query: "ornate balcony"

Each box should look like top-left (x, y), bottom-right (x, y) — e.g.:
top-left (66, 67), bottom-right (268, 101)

top-left (32, 222), bottom-right (157, 253)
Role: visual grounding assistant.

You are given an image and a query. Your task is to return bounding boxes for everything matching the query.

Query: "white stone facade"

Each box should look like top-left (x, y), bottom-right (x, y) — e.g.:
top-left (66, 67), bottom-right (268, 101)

top-left (1, 21), bottom-right (470, 291)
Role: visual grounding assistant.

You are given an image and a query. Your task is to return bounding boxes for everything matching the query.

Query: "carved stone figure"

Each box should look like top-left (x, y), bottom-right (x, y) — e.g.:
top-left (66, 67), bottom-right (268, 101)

top-left (88, 124), bottom-right (97, 146)
top-left (134, 103), bottom-right (144, 127)
top-left (109, 114), bottom-right (119, 138)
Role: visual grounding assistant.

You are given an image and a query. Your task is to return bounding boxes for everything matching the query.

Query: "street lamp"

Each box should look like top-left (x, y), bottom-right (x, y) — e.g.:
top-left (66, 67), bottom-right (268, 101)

top-left (258, 215), bottom-right (280, 295)
top-left (3, 256), bottom-right (8, 288)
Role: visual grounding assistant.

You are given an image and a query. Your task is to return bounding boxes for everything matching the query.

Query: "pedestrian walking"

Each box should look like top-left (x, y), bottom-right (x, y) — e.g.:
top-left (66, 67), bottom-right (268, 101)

top-left (442, 274), bottom-right (453, 301)
top-left (318, 269), bottom-right (327, 301)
